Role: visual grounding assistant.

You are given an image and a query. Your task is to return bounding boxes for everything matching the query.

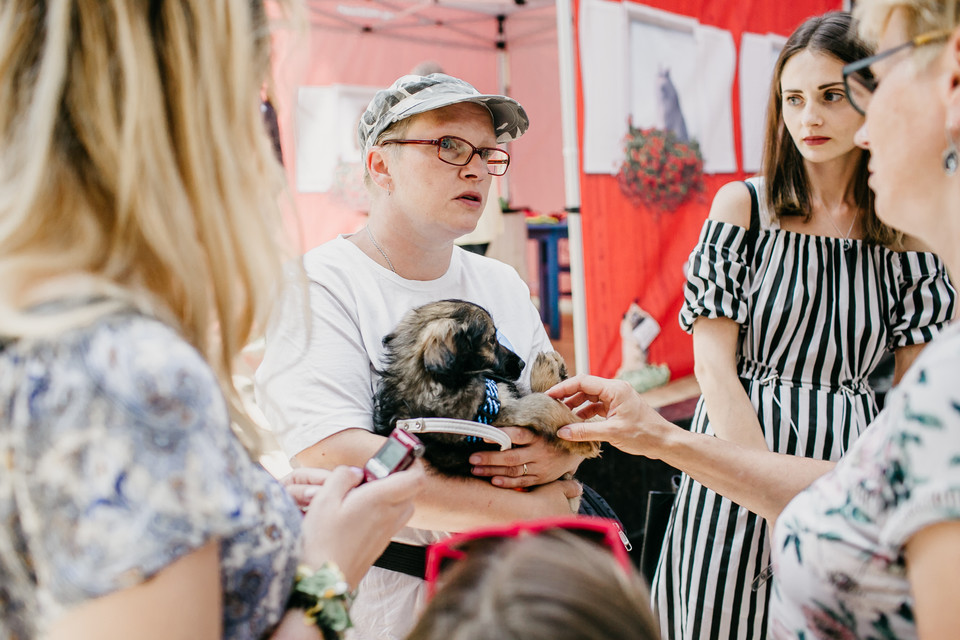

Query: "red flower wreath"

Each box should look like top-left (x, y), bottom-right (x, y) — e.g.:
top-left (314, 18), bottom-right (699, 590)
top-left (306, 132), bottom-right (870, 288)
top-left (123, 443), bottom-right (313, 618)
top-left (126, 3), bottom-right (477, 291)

top-left (617, 124), bottom-right (704, 212)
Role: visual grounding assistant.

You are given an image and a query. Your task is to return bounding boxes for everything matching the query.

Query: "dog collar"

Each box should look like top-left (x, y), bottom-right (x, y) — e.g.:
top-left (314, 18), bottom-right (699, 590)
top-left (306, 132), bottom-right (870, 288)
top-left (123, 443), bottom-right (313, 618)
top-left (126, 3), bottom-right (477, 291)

top-left (395, 417), bottom-right (512, 451)
top-left (473, 377), bottom-right (501, 424)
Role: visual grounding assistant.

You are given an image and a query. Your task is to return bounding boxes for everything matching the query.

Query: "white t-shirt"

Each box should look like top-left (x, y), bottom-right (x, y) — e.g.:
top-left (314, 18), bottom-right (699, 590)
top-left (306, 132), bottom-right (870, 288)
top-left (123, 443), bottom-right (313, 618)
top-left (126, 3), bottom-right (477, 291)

top-left (255, 235), bottom-right (552, 640)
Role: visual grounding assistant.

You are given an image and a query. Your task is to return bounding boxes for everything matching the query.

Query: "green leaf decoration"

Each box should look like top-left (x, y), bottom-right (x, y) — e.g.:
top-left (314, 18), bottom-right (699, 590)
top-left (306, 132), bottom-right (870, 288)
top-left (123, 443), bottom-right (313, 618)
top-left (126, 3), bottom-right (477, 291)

top-left (904, 397), bottom-right (943, 428)
top-left (871, 612), bottom-right (900, 640)
top-left (290, 563), bottom-right (355, 635)
top-left (783, 531), bottom-right (802, 563)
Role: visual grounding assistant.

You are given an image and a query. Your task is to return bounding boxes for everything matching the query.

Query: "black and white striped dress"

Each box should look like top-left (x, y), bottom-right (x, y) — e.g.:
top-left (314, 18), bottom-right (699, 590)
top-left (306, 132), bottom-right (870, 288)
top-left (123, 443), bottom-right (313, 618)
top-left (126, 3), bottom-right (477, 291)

top-left (652, 178), bottom-right (956, 640)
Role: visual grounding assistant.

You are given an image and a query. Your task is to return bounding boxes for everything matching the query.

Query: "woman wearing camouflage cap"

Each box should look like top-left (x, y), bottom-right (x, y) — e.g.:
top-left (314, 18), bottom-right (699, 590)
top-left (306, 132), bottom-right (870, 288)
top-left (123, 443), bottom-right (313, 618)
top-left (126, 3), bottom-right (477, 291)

top-left (256, 73), bottom-right (583, 639)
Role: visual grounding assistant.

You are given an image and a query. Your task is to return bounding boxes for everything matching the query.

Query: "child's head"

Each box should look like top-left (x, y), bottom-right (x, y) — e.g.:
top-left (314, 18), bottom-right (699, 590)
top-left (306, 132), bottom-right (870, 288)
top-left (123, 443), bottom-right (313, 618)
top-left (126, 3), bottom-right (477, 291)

top-left (407, 520), bottom-right (659, 640)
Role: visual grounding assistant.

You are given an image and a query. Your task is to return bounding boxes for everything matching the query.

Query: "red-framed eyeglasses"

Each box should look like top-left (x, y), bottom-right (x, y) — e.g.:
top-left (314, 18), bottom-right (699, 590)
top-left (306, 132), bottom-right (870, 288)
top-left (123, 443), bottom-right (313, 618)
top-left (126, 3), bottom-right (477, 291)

top-left (424, 515), bottom-right (633, 597)
top-left (380, 135), bottom-right (510, 176)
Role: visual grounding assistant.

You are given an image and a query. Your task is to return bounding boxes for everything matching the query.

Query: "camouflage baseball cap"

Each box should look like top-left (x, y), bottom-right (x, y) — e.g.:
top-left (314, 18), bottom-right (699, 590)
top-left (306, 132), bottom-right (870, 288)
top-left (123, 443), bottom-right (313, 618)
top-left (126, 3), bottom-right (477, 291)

top-left (358, 73), bottom-right (529, 153)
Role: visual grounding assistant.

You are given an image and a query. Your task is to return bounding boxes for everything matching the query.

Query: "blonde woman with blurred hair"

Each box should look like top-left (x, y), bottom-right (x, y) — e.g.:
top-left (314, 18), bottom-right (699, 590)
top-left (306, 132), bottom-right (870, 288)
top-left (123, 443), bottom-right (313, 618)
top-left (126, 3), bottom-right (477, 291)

top-left (0, 2), bottom-right (423, 639)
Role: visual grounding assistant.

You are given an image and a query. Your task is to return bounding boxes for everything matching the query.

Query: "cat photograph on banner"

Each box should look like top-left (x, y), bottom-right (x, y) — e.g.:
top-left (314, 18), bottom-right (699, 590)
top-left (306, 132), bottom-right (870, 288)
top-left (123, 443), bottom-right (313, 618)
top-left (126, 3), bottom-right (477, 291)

top-left (624, 5), bottom-right (737, 174)
top-left (629, 19), bottom-right (694, 144)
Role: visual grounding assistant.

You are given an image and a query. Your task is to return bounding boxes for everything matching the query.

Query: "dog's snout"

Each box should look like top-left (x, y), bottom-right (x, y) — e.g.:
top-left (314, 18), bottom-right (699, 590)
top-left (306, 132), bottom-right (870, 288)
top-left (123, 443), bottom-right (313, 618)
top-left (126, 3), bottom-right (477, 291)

top-left (496, 344), bottom-right (524, 381)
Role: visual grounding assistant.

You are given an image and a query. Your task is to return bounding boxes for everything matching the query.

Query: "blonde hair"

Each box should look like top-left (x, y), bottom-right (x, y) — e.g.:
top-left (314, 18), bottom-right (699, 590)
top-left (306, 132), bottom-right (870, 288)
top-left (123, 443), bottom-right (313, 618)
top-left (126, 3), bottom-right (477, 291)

top-left (855, 0), bottom-right (960, 53)
top-left (0, 1), bottom-right (295, 434)
top-left (407, 530), bottom-right (660, 640)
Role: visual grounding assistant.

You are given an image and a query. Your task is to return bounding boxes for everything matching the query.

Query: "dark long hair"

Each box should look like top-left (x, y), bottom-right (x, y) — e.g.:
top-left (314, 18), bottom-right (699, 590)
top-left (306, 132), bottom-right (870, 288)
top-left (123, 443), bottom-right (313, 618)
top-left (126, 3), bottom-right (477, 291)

top-left (761, 11), bottom-right (897, 246)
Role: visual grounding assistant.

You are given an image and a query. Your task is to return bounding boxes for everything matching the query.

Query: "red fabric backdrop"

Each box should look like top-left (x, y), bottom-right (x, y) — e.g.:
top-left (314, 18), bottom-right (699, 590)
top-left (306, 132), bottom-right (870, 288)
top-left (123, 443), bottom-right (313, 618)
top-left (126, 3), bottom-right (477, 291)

top-left (574, 0), bottom-right (841, 379)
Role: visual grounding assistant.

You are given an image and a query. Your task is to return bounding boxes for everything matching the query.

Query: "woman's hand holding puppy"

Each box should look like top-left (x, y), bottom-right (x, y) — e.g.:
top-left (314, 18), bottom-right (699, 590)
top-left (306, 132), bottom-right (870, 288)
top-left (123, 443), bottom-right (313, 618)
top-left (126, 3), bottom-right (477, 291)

top-left (468, 427), bottom-right (583, 489)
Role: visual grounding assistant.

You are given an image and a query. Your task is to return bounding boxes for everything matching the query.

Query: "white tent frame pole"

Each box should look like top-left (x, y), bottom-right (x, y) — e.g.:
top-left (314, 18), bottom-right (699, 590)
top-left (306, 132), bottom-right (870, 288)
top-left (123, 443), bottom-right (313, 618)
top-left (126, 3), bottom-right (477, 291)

top-left (497, 41), bottom-right (511, 202)
top-left (555, 0), bottom-right (590, 374)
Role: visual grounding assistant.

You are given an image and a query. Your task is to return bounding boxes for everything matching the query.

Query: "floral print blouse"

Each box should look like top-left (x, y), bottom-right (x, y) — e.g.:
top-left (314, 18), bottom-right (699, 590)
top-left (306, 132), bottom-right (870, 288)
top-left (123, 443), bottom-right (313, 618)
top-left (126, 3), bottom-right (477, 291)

top-left (770, 321), bottom-right (960, 639)
top-left (0, 312), bottom-right (302, 639)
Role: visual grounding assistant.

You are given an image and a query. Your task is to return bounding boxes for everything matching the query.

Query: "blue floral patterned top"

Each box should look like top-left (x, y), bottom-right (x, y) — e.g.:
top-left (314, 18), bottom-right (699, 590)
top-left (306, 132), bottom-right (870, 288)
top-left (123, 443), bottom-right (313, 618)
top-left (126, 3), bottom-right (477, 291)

top-left (770, 321), bottom-right (960, 639)
top-left (0, 311), bottom-right (302, 639)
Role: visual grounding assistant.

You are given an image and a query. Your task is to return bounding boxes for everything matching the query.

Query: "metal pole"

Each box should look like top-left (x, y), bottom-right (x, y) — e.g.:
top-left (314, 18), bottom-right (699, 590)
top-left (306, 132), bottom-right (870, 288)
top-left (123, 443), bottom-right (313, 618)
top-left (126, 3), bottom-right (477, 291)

top-left (555, 0), bottom-right (590, 374)
top-left (496, 14), bottom-right (512, 202)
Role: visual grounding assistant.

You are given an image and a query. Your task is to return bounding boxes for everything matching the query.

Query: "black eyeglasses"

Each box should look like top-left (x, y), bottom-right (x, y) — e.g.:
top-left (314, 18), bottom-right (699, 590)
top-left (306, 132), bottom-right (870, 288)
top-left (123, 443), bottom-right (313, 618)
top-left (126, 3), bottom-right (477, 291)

top-left (380, 135), bottom-right (510, 176)
top-left (842, 29), bottom-right (951, 115)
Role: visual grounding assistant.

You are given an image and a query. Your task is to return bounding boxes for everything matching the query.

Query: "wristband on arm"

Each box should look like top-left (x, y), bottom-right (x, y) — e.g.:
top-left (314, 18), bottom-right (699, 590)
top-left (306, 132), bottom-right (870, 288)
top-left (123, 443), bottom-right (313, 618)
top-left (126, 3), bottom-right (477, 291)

top-left (287, 562), bottom-right (355, 639)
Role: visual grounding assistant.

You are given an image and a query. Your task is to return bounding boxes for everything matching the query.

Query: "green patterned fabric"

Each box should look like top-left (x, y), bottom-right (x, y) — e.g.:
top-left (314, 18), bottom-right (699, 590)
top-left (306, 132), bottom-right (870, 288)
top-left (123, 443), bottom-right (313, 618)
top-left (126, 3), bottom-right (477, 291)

top-left (770, 322), bottom-right (960, 639)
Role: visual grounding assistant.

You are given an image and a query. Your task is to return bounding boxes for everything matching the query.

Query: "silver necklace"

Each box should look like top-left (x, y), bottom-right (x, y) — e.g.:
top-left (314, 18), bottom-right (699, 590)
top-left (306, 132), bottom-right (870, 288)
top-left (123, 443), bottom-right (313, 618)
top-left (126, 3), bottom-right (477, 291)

top-left (824, 210), bottom-right (859, 251)
top-left (365, 226), bottom-right (397, 273)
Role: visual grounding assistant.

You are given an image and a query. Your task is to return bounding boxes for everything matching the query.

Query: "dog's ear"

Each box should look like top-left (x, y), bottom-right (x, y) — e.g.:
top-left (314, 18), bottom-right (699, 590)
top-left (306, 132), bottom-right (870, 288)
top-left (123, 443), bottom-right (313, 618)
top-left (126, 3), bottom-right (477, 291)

top-left (456, 313), bottom-right (504, 372)
top-left (422, 318), bottom-right (461, 378)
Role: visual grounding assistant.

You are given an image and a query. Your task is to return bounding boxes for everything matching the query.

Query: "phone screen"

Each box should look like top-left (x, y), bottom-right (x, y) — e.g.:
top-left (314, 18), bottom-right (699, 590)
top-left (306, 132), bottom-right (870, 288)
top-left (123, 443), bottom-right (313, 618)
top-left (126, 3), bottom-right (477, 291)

top-left (375, 437), bottom-right (410, 469)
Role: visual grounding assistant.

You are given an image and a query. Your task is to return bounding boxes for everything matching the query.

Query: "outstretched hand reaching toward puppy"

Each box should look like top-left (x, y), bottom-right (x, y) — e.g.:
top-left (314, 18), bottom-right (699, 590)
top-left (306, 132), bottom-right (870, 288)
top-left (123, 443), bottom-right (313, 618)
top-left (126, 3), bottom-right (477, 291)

top-left (469, 374), bottom-right (676, 492)
top-left (546, 374), bottom-right (677, 459)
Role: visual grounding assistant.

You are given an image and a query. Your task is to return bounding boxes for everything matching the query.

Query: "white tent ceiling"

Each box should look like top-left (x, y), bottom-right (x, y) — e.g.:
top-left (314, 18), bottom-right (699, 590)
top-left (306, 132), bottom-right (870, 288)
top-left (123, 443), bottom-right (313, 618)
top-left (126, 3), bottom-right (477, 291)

top-left (307, 0), bottom-right (556, 49)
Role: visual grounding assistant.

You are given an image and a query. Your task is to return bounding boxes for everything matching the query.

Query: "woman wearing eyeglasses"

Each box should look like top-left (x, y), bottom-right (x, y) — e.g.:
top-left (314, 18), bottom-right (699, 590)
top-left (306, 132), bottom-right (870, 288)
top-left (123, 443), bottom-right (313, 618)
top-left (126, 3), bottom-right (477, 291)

top-left (552, 3), bottom-right (960, 637)
top-left (647, 10), bottom-right (956, 640)
top-left (256, 74), bottom-right (583, 640)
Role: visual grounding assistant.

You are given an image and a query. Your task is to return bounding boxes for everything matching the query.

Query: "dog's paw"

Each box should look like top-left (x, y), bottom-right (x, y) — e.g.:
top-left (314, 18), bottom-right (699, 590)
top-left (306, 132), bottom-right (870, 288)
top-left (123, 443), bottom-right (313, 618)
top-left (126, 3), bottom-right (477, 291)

top-left (557, 438), bottom-right (602, 459)
top-left (529, 351), bottom-right (568, 393)
top-left (560, 472), bottom-right (581, 512)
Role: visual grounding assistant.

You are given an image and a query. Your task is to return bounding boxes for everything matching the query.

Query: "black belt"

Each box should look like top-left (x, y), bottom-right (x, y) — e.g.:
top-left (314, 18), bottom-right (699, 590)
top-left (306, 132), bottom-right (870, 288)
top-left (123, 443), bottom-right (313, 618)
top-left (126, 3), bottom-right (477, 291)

top-left (372, 541), bottom-right (427, 579)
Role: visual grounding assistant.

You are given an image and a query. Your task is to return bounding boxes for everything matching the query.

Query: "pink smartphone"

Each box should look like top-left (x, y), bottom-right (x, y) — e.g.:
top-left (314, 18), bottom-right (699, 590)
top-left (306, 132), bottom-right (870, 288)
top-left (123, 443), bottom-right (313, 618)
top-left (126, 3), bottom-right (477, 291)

top-left (362, 428), bottom-right (425, 483)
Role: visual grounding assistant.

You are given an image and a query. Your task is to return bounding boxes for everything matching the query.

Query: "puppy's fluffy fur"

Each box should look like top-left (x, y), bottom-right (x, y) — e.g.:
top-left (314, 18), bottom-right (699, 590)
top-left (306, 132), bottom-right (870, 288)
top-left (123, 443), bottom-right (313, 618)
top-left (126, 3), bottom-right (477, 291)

top-left (373, 299), bottom-right (601, 476)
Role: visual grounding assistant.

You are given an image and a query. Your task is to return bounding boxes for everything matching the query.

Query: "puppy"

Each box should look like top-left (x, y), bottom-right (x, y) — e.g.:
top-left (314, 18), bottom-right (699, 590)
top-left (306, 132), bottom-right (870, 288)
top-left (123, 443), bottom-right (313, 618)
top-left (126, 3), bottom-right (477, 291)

top-left (372, 299), bottom-right (601, 477)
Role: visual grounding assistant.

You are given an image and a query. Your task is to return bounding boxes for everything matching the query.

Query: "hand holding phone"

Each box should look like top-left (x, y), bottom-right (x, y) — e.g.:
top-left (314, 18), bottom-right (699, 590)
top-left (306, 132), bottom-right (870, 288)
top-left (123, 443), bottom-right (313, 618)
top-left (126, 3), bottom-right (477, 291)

top-left (363, 428), bottom-right (425, 483)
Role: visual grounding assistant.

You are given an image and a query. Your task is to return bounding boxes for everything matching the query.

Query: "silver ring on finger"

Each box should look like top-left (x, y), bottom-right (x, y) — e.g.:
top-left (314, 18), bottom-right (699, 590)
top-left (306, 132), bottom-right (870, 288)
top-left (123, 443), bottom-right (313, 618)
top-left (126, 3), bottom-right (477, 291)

top-left (522, 463), bottom-right (528, 476)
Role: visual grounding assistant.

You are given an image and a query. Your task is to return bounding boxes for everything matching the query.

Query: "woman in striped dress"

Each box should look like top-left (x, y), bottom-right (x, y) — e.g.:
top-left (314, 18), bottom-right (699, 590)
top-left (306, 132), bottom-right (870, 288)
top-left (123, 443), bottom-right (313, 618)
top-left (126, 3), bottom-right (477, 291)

top-left (652, 12), bottom-right (957, 640)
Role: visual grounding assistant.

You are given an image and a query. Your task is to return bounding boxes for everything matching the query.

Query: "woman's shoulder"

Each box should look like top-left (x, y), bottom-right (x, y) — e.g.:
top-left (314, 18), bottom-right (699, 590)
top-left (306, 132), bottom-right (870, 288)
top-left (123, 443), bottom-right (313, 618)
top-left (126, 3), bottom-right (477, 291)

top-left (458, 248), bottom-right (523, 278)
top-left (707, 180), bottom-right (754, 229)
top-left (892, 234), bottom-right (928, 253)
top-left (302, 235), bottom-right (359, 271)
top-left (58, 312), bottom-right (222, 426)
top-left (90, 311), bottom-right (210, 374)
top-left (302, 234), bottom-right (394, 290)
top-left (8, 311), bottom-right (229, 474)
top-left (914, 323), bottom-right (960, 368)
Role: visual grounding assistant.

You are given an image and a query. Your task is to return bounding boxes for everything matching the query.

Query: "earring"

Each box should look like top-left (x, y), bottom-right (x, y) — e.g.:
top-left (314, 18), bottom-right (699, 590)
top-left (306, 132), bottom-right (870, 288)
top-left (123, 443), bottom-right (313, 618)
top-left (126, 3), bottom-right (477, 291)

top-left (944, 137), bottom-right (959, 176)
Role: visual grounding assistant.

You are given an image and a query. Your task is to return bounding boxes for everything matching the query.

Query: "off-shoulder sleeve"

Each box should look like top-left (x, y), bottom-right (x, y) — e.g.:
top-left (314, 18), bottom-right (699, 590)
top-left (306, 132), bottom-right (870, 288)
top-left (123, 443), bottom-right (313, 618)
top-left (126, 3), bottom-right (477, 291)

top-left (890, 251), bottom-right (956, 348)
top-left (679, 219), bottom-right (752, 334)
top-left (20, 317), bottom-right (259, 608)
top-left (879, 337), bottom-right (960, 549)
